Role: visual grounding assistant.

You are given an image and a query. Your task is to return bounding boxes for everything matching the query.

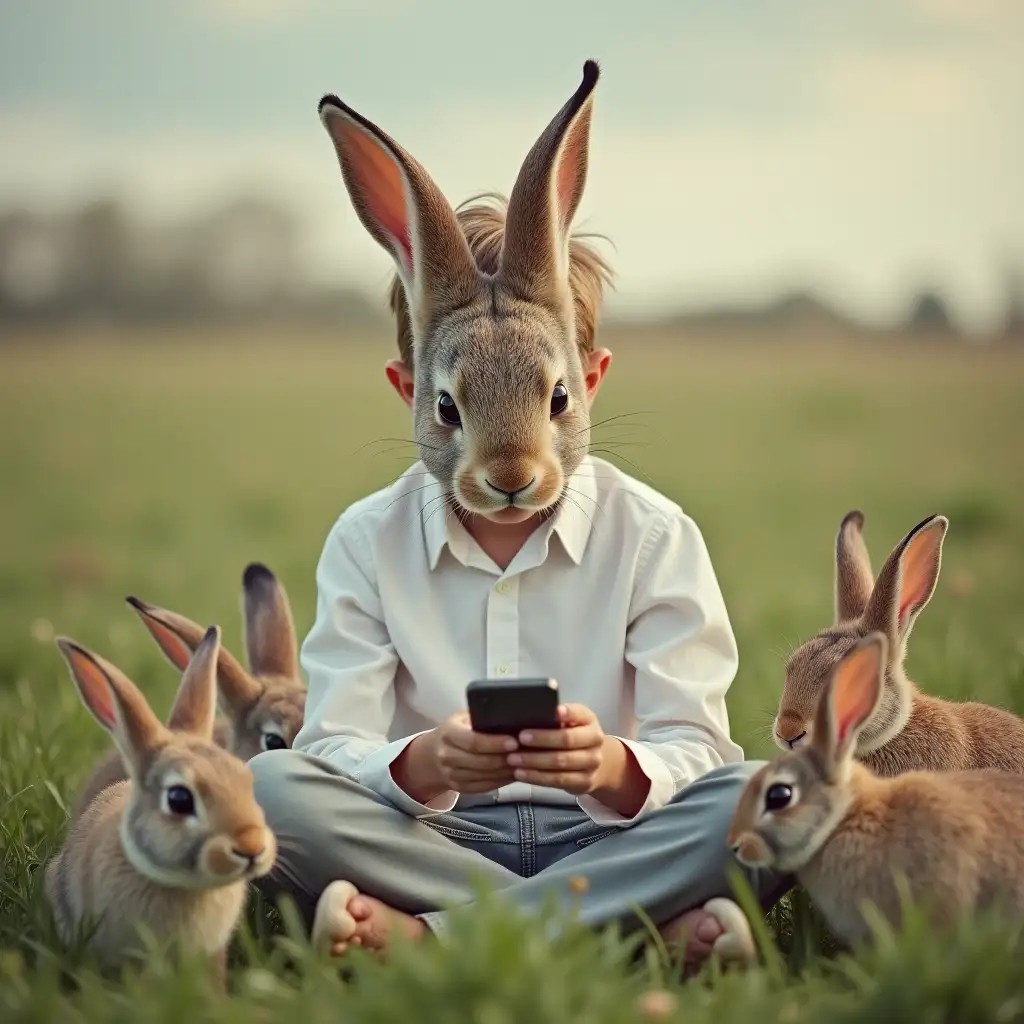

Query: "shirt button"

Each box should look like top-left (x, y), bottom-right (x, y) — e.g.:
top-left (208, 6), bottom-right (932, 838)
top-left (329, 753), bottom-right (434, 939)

top-left (495, 580), bottom-right (510, 595)
top-left (496, 664), bottom-right (508, 675)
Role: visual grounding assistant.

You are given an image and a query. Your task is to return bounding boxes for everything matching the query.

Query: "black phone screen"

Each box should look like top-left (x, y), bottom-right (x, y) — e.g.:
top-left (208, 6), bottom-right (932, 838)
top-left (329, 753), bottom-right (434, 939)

top-left (466, 677), bottom-right (560, 735)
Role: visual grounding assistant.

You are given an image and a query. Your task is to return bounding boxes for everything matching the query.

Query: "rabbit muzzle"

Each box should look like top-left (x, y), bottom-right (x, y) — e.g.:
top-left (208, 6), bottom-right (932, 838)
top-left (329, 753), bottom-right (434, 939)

top-left (201, 825), bottom-right (277, 880)
top-left (456, 453), bottom-right (564, 516)
top-left (727, 829), bottom-right (775, 869)
top-left (773, 711), bottom-right (810, 751)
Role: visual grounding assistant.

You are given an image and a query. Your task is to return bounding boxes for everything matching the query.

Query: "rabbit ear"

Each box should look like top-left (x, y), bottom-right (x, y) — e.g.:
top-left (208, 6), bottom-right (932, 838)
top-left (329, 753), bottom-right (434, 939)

top-left (834, 510), bottom-right (874, 623)
top-left (127, 596), bottom-right (261, 716)
top-left (242, 563), bottom-right (299, 680)
top-left (500, 60), bottom-right (600, 311)
top-left (318, 93), bottom-right (481, 341)
top-left (861, 515), bottom-right (948, 650)
top-left (811, 633), bottom-right (887, 776)
top-left (126, 596), bottom-right (196, 673)
top-left (166, 625), bottom-right (220, 737)
top-left (56, 638), bottom-right (166, 775)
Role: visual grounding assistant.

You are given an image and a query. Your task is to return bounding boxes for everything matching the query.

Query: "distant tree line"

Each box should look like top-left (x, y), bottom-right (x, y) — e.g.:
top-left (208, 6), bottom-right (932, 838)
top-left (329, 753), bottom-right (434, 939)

top-left (0, 196), bottom-right (384, 329)
top-left (1, 195), bottom-right (1021, 342)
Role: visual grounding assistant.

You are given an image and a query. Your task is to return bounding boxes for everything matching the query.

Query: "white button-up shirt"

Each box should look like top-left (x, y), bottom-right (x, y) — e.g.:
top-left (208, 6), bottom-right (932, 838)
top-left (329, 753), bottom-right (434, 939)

top-left (295, 456), bottom-right (744, 826)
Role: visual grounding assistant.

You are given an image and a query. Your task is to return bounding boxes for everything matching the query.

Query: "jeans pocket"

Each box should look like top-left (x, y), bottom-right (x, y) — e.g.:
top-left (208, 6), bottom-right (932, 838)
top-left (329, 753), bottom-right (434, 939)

top-left (575, 828), bottom-right (615, 848)
top-left (421, 820), bottom-right (498, 843)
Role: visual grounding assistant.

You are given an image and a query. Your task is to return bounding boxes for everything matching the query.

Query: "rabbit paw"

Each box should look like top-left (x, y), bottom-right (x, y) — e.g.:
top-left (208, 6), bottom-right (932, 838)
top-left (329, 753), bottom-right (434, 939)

top-left (701, 897), bottom-right (757, 967)
top-left (312, 879), bottom-right (359, 953)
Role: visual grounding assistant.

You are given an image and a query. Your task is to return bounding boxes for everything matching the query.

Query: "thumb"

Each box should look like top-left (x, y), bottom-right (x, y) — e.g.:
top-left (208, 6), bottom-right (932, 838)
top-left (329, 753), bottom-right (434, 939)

top-left (558, 703), bottom-right (594, 727)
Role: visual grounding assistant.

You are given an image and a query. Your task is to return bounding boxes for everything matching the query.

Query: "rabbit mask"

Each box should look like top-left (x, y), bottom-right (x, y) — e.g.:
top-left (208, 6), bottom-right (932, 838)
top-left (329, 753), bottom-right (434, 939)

top-left (319, 61), bottom-right (609, 520)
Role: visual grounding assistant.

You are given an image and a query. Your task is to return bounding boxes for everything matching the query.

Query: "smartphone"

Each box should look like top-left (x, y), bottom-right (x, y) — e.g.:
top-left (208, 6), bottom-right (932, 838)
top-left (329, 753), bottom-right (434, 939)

top-left (466, 677), bottom-right (560, 735)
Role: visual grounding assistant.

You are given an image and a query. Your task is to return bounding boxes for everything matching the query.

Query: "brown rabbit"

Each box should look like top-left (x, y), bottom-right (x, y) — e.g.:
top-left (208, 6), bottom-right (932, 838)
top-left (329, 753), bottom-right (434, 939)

top-left (730, 633), bottom-right (1024, 948)
top-left (47, 628), bottom-right (276, 976)
top-left (774, 511), bottom-right (1024, 775)
top-left (72, 563), bottom-right (305, 819)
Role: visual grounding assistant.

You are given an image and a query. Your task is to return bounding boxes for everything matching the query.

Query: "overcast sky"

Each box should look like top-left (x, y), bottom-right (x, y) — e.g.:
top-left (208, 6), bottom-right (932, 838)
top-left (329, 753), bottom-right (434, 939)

top-left (2, 0), bottom-right (1021, 330)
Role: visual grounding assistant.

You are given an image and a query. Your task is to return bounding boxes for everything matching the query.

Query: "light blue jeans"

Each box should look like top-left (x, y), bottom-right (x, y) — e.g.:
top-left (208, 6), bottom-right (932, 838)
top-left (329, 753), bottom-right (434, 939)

top-left (250, 752), bottom-right (790, 936)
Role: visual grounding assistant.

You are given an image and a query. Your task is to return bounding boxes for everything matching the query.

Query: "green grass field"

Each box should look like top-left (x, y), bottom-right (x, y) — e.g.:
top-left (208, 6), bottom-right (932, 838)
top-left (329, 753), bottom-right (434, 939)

top-left (1, 326), bottom-right (1023, 1022)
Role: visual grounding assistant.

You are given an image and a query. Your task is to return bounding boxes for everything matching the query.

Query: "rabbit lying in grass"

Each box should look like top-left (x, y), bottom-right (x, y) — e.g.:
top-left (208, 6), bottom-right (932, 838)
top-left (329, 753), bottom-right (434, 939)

top-left (72, 563), bottom-right (305, 819)
top-left (47, 627), bottom-right (276, 976)
top-left (773, 512), bottom-right (1024, 775)
top-left (731, 633), bottom-right (1024, 948)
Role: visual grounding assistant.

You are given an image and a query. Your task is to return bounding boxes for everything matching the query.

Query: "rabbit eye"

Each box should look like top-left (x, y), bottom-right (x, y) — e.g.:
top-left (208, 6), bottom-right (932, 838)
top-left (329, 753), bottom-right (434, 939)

top-left (165, 784), bottom-right (196, 817)
top-left (550, 382), bottom-right (569, 417)
top-left (437, 392), bottom-right (461, 427)
top-left (764, 783), bottom-right (793, 812)
top-left (261, 731), bottom-right (287, 752)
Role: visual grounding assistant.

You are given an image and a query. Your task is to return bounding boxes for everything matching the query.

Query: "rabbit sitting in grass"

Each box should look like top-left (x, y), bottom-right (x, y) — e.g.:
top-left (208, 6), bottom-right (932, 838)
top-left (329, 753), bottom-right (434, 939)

top-left (47, 626), bottom-right (276, 977)
top-left (773, 512), bottom-right (1024, 776)
top-left (732, 633), bottom-right (1024, 948)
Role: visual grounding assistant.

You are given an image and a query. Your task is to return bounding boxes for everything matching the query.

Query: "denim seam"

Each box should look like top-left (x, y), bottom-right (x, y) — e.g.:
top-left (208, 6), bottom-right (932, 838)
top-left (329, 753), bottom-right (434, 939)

top-left (518, 803), bottom-right (537, 877)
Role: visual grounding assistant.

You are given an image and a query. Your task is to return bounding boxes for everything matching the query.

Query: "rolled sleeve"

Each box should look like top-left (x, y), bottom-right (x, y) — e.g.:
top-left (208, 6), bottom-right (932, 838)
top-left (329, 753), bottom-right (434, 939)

top-left (295, 515), bottom-right (456, 817)
top-left (579, 510), bottom-right (744, 825)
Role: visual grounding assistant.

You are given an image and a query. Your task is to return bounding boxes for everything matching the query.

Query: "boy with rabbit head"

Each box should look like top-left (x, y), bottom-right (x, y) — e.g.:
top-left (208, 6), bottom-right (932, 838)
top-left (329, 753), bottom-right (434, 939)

top-left (250, 61), bottom-right (788, 970)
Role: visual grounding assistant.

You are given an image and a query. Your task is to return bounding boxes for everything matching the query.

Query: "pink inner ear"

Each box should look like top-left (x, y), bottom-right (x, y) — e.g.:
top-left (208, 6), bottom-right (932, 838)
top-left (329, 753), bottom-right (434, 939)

top-left (144, 617), bottom-right (194, 672)
top-left (342, 123), bottom-right (413, 276)
top-left (897, 601), bottom-right (914, 633)
top-left (69, 651), bottom-right (117, 730)
top-left (555, 121), bottom-right (588, 235)
top-left (897, 527), bottom-right (941, 632)
top-left (832, 643), bottom-right (882, 746)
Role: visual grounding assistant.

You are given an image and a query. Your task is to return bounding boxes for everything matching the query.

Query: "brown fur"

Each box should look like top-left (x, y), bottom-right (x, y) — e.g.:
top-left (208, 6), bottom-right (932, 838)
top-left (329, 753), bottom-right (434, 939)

top-left (388, 195), bottom-right (613, 372)
top-left (775, 511), bottom-right (1024, 775)
top-left (48, 632), bottom-right (276, 972)
top-left (318, 61), bottom-right (614, 520)
top-left (732, 636), bottom-right (1024, 947)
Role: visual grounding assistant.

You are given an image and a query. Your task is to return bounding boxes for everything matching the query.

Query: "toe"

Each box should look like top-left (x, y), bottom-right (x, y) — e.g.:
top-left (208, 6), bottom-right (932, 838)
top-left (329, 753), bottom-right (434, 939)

top-left (349, 897), bottom-right (373, 920)
top-left (695, 914), bottom-right (724, 944)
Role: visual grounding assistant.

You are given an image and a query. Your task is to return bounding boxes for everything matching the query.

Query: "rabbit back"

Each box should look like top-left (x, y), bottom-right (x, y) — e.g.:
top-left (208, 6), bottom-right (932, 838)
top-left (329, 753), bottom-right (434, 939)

top-left (866, 694), bottom-right (1024, 776)
top-left (71, 747), bottom-right (129, 822)
top-left (955, 700), bottom-right (1024, 773)
top-left (802, 767), bottom-right (1024, 946)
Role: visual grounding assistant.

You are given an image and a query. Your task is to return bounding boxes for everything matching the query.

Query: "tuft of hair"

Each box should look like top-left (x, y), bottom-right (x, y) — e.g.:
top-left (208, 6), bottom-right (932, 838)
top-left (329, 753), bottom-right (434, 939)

top-left (388, 192), bottom-right (614, 371)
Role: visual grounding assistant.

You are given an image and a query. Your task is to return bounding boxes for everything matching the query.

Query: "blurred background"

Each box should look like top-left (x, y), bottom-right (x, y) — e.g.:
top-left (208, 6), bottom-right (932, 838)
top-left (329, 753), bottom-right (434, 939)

top-left (1, 0), bottom-right (1023, 335)
top-left (0, 1), bottom-right (1022, 768)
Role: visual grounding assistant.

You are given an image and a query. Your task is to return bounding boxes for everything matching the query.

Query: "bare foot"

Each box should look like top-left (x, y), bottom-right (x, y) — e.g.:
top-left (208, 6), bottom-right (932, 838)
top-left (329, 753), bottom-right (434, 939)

top-left (660, 908), bottom-right (724, 972)
top-left (659, 898), bottom-right (756, 973)
top-left (312, 880), bottom-right (427, 958)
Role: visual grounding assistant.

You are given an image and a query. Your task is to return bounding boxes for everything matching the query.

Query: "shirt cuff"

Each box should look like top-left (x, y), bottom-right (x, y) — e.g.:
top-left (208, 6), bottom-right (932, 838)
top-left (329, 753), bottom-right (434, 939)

top-left (351, 732), bottom-right (460, 817)
top-left (576, 738), bottom-right (677, 827)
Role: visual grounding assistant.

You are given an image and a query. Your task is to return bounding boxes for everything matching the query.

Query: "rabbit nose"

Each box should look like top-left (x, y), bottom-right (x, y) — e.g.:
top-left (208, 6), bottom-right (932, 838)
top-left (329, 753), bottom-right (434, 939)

top-left (232, 826), bottom-right (266, 862)
top-left (485, 476), bottom-right (536, 500)
top-left (775, 712), bottom-right (808, 748)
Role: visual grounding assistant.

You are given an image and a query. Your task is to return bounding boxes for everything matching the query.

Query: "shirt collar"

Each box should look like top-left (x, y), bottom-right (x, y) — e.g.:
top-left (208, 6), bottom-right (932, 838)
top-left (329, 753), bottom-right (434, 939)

top-left (422, 458), bottom-right (598, 572)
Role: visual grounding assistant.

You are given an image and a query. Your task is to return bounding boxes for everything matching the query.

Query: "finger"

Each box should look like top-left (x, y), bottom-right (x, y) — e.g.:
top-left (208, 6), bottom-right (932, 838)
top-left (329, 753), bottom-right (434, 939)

top-left (557, 703), bottom-right (595, 727)
top-left (446, 725), bottom-right (519, 755)
top-left (440, 748), bottom-right (510, 772)
top-left (507, 749), bottom-right (601, 772)
top-left (509, 768), bottom-right (594, 792)
top-left (519, 722), bottom-right (602, 750)
top-left (450, 771), bottom-right (514, 786)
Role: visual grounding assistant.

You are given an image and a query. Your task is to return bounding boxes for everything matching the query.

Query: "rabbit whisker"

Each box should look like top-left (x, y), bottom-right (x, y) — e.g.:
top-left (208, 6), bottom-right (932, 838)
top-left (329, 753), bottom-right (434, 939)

top-left (575, 411), bottom-right (655, 436)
